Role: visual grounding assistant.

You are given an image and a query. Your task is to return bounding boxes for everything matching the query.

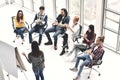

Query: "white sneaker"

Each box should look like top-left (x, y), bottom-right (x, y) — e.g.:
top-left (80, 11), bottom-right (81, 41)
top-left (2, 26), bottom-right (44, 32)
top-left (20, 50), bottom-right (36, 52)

top-left (70, 68), bottom-right (78, 72)
top-left (73, 76), bottom-right (80, 80)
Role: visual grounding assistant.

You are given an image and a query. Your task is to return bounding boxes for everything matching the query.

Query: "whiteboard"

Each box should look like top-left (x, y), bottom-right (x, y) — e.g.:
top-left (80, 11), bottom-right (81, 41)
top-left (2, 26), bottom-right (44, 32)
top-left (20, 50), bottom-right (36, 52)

top-left (0, 41), bottom-right (18, 78)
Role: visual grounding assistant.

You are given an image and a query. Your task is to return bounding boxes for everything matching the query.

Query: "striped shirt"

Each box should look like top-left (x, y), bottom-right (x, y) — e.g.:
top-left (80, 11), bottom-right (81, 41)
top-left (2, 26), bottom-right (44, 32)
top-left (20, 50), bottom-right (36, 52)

top-left (90, 43), bottom-right (104, 60)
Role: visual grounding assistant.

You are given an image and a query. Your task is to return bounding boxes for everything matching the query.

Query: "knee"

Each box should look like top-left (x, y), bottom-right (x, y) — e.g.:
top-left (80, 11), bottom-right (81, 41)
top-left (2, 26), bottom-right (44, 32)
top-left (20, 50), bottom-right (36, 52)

top-left (29, 30), bottom-right (33, 34)
top-left (39, 33), bottom-right (42, 36)
top-left (53, 34), bottom-right (58, 38)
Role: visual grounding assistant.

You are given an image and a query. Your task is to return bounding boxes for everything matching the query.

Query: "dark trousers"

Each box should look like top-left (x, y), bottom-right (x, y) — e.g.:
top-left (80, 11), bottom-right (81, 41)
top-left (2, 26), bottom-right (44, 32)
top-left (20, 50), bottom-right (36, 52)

top-left (45, 26), bottom-right (65, 46)
top-left (60, 33), bottom-right (68, 55)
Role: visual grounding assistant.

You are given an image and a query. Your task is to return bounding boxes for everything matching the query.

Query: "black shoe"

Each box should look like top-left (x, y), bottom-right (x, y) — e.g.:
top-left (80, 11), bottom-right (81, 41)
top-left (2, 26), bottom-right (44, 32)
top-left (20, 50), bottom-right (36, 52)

top-left (54, 46), bottom-right (57, 50)
top-left (44, 41), bottom-right (53, 45)
top-left (60, 50), bottom-right (65, 56)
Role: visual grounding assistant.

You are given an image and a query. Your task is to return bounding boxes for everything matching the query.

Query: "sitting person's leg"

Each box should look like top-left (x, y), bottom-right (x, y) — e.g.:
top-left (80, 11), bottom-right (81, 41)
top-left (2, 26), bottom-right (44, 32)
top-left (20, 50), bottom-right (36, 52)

top-left (44, 27), bottom-right (55, 45)
top-left (19, 27), bottom-right (27, 40)
top-left (53, 29), bottom-right (63, 50)
top-left (60, 33), bottom-right (68, 55)
top-left (70, 55), bottom-right (86, 71)
top-left (29, 26), bottom-right (37, 44)
top-left (71, 54), bottom-right (91, 80)
top-left (72, 47), bottom-right (80, 62)
top-left (38, 27), bottom-right (44, 45)
top-left (68, 44), bottom-right (78, 56)
top-left (14, 28), bottom-right (20, 38)
top-left (74, 56), bottom-right (91, 80)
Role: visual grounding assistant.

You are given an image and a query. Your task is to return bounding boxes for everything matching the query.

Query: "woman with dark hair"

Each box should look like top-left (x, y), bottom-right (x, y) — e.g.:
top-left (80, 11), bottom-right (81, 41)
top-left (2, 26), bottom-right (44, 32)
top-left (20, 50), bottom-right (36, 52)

top-left (68, 24), bottom-right (96, 62)
top-left (14, 10), bottom-right (27, 44)
top-left (83, 24), bottom-right (95, 46)
top-left (22, 41), bottom-right (45, 80)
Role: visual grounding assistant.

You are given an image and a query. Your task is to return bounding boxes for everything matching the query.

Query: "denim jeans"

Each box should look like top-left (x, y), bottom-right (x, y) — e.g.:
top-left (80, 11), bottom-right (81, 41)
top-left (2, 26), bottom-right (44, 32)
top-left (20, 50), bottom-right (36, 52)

top-left (74, 53), bottom-right (91, 76)
top-left (15, 27), bottom-right (27, 39)
top-left (33, 68), bottom-right (44, 80)
top-left (45, 26), bottom-right (65, 46)
top-left (29, 25), bottom-right (44, 45)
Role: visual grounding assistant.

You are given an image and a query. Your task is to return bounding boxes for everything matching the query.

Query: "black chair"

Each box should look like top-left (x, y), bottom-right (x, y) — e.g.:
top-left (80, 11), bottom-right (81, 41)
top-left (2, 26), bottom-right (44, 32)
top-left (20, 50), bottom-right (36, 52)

top-left (86, 50), bottom-right (105, 79)
top-left (30, 21), bottom-right (48, 39)
top-left (12, 16), bottom-right (29, 44)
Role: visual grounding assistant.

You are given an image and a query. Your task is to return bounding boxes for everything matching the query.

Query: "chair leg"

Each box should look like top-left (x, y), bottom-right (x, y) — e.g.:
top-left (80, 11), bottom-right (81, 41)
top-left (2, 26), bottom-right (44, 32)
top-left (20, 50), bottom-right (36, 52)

top-left (92, 68), bottom-right (100, 76)
top-left (87, 67), bottom-right (101, 79)
top-left (88, 68), bottom-right (92, 79)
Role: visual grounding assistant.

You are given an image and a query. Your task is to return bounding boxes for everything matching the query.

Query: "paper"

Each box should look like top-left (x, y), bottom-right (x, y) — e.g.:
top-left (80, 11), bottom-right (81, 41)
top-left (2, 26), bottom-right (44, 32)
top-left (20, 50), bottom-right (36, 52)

top-left (0, 63), bottom-right (4, 80)
top-left (0, 41), bottom-right (18, 78)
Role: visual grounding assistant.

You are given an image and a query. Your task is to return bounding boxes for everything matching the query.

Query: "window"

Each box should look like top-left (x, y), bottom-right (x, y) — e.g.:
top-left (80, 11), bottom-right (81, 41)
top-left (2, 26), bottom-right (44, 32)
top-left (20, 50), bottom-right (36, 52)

top-left (33, 0), bottom-right (42, 12)
top-left (104, 29), bottom-right (117, 49)
top-left (23, 0), bottom-right (32, 10)
top-left (44, 0), bottom-right (54, 19)
top-left (107, 0), bottom-right (120, 12)
top-left (56, 0), bottom-right (66, 16)
top-left (84, 0), bottom-right (96, 26)
top-left (69, 0), bottom-right (80, 17)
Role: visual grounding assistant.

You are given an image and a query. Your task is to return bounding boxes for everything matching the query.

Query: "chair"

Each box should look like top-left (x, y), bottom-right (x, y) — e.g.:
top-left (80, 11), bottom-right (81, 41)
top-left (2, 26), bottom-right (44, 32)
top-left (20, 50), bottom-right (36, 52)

top-left (86, 50), bottom-right (105, 79)
top-left (30, 21), bottom-right (48, 39)
top-left (12, 16), bottom-right (29, 44)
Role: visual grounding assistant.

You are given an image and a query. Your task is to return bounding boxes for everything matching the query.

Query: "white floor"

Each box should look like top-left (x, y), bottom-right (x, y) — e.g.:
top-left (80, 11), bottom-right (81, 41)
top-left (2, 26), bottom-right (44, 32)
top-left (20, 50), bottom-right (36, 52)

top-left (0, 4), bottom-right (120, 80)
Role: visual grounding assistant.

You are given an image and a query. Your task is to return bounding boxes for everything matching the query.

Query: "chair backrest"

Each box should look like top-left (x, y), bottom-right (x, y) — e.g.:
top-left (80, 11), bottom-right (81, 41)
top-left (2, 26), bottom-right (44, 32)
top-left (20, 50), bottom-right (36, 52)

top-left (11, 16), bottom-right (29, 31)
top-left (11, 16), bottom-right (15, 30)
top-left (92, 33), bottom-right (96, 43)
top-left (78, 24), bottom-right (82, 38)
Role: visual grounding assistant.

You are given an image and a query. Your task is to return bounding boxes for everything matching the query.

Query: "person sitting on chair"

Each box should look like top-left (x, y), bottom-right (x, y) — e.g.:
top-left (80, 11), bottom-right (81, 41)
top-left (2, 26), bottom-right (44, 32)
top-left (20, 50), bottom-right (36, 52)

top-left (68, 24), bottom-right (96, 61)
top-left (70, 36), bottom-right (105, 80)
top-left (14, 10), bottom-right (27, 44)
top-left (60, 16), bottom-right (80, 56)
top-left (44, 8), bottom-right (70, 50)
top-left (29, 6), bottom-right (48, 46)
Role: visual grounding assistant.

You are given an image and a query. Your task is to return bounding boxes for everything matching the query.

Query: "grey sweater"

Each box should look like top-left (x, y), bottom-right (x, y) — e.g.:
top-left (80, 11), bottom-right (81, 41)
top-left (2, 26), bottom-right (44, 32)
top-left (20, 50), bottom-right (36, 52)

top-left (28, 52), bottom-right (44, 71)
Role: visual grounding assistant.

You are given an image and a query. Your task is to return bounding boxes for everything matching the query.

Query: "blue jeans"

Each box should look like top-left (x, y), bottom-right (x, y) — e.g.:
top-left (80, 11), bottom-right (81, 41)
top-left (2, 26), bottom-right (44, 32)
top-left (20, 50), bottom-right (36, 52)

top-left (29, 25), bottom-right (44, 45)
top-left (33, 68), bottom-right (44, 80)
top-left (45, 26), bottom-right (65, 46)
top-left (74, 54), bottom-right (92, 76)
top-left (15, 27), bottom-right (27, 39)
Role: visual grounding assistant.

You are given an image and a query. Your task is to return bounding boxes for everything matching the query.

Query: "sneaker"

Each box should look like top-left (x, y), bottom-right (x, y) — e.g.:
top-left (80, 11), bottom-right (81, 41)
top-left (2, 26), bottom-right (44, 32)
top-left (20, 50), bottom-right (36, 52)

top-left (60, 50), bottom-right (65, 56)
top-left (54, 45), bottom-right (57, 50)
top-left (73, 76), bottom-right (80, 80)
top-left (70, 68), bottom-right (78, 72)
top-left (44, 41), bottom-right (53, 45)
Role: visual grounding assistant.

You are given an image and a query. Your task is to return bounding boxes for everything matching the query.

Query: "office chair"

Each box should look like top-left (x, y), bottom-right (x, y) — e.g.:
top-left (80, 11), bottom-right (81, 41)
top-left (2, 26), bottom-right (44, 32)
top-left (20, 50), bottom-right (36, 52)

top-left (86, 50), bottom-right (105, 79)
top-left (12, 16), bottom-right (29, 44)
